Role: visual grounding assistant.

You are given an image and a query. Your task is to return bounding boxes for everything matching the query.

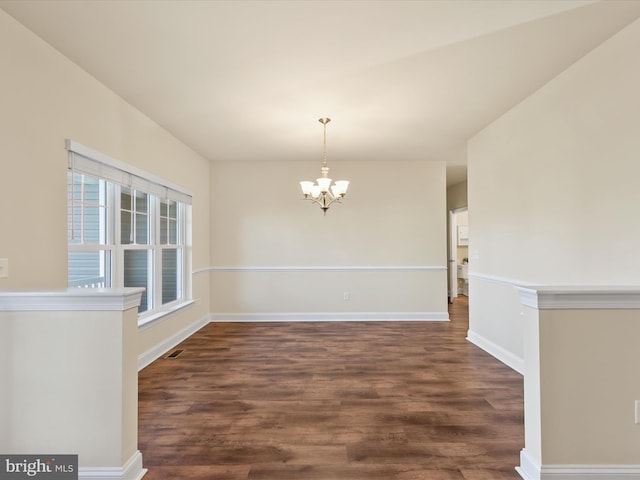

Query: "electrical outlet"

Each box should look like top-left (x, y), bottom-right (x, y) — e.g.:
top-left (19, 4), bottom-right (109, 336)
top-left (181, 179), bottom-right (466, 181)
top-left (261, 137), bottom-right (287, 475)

top-left (0, 258), bottom-right (8, 279)
top-left (343, 292), bottom-right (350, 301)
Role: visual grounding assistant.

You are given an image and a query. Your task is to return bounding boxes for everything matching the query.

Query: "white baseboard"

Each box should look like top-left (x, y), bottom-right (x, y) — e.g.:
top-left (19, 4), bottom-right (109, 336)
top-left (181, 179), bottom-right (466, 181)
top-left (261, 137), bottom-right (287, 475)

top-left (79, 451), bottom-right (147, 480)
top-left (208, 312), bottom-right (450, 322)
top-left (517, 449), bottom-right (543, 480)
top-left (138, 314), bottom-right (209, 370)
top-left (517, 449), bottom-right (640, 480)
top-left (466, 329), bottom-right (524, 374)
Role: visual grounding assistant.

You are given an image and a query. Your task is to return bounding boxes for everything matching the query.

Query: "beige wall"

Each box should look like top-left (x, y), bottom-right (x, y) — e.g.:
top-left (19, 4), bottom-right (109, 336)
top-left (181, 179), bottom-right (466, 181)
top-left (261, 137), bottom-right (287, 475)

top-left (0, 307), bottom-right (138, 467)
top-left (517, 294), bottom-right (640, 472)
top-left (539, 308), bottom-right (640, 464)
top-left (210, 159), bottom-right (449, 317)
top-left (447, 179), bottom-right (468, 212)
top-left (467, 17), bottom-right (640, 369)
top-left (0, 11), bottom-right (211, 357)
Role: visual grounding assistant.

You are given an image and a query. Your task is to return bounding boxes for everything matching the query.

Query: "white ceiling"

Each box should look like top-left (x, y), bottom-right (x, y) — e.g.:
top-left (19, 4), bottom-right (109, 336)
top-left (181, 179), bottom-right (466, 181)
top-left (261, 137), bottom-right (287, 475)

top-left (3, 0), bottom-right (640, 186)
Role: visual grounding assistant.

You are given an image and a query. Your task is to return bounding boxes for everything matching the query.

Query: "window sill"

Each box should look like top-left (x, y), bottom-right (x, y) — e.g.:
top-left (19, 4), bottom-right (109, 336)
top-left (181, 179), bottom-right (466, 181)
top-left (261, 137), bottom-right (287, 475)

top-left (138, 299), bottom-right (196, 330)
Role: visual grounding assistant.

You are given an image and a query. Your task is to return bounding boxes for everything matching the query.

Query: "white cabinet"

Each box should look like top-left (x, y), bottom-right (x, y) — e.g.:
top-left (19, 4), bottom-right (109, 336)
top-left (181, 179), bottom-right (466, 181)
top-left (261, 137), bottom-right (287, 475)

top-left (457, 225), bottom-right (468, 245)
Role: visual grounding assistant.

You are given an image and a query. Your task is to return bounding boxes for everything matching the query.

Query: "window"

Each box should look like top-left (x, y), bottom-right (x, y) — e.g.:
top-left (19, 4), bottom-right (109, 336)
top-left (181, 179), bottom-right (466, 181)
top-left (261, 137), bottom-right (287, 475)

top-left (68, 173), bottom-right (111, 288)
top-left (67, 140), bottom-right (192, 324)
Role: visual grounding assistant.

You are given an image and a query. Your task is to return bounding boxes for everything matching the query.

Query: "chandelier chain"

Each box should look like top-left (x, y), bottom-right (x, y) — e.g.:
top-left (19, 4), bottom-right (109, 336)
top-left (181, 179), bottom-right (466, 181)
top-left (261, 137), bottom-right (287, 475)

top-left (322, 118), bottom-right (328, 169)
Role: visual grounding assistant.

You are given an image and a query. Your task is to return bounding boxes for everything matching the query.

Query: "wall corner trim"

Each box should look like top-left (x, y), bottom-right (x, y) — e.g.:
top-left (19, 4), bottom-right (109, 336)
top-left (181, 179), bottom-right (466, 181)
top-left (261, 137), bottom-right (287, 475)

top-left (516, 286), bottom-right (640, 309)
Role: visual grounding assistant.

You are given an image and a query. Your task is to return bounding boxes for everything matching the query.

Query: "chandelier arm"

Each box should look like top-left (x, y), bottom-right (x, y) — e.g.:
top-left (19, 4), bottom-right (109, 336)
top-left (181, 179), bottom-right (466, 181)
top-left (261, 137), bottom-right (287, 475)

top-left (304, 192), bottom-right (343, 210)
top-left (323, 193), bottom-right (338, 208)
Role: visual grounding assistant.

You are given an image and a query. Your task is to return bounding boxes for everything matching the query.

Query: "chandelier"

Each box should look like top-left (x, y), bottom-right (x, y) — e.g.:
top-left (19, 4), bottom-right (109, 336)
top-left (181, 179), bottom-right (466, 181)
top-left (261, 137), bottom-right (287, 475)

top-left (299, 117), bottom-right (349, 214)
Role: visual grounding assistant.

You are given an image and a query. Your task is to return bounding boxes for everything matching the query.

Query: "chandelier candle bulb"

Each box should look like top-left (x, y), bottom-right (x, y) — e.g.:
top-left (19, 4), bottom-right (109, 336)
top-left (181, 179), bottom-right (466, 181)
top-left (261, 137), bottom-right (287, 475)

top-left (299, 117), bottom-right (349, 214)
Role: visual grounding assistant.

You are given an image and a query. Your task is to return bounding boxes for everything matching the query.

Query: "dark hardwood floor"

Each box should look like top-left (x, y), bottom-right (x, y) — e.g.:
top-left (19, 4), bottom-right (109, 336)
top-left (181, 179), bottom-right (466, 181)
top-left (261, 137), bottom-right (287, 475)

top-left (138, 296), bottom-right (524, 479)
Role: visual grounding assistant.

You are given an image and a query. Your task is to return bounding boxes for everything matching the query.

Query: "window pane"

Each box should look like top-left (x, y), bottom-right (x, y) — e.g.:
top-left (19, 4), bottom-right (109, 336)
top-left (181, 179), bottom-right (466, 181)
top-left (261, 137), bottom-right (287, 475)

top-left (162, 249), bottom-right (179, 305)
top-left (124, 250), bottom-right (150, 313)
top-left (68, 205), bottom-right (82, 244)
top-left (160, 217), bottom-right (168, 244)
top-left (83, 176), bottom-right (100, 204)
top-left (68, 173), bottom-right (108, 245)
top-left (136, 213), bottom-right (149, 244)
top-left (84, 205), bottom-right (102, 243)
top-left (121, 188), bottom-right (132, 211)
top-left (73, 179), bottom-right (83, 200)
top-left (122, 190), bottom-right (149, 244)
top-left (68, 250), bottom-right (110, 287)
top-left (135, 191), bottom-right (148, 213)
top-left (169, 219), bottom-right (177, 244)
top-left (121, 210), bottom-right (132, 244)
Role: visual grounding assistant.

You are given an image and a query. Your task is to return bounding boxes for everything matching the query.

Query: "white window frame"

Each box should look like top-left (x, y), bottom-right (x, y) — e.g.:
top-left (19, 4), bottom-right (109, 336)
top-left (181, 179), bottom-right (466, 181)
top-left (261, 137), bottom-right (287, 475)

top-left (67, 140), bottom-right (193, 326)
top-left (68, 174), bottom-right (113, 288)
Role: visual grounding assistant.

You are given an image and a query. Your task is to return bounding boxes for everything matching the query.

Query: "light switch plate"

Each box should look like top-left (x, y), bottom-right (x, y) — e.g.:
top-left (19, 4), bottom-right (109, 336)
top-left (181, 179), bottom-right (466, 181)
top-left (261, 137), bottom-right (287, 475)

top-left (0, 258), bottom-right (8, 279)
top-left (635, 400), bottom-right (640, 425)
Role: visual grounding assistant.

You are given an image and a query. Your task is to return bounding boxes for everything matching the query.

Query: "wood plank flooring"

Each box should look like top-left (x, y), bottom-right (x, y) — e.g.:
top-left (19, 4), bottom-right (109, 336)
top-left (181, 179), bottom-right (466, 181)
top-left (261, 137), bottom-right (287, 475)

top-left (138, 296), bottom-right (524, 479)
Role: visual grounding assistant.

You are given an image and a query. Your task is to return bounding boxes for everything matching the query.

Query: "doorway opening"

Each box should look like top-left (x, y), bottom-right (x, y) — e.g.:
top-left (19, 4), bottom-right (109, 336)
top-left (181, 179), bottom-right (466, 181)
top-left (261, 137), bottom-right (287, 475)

top-left (448, 207), bottom-right (468, 303)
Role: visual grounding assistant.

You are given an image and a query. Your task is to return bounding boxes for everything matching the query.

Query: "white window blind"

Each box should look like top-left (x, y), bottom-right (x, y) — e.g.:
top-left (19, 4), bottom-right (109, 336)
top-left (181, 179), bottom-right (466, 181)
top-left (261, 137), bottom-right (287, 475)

top-left (67, 139), bottom-right (193, 205)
